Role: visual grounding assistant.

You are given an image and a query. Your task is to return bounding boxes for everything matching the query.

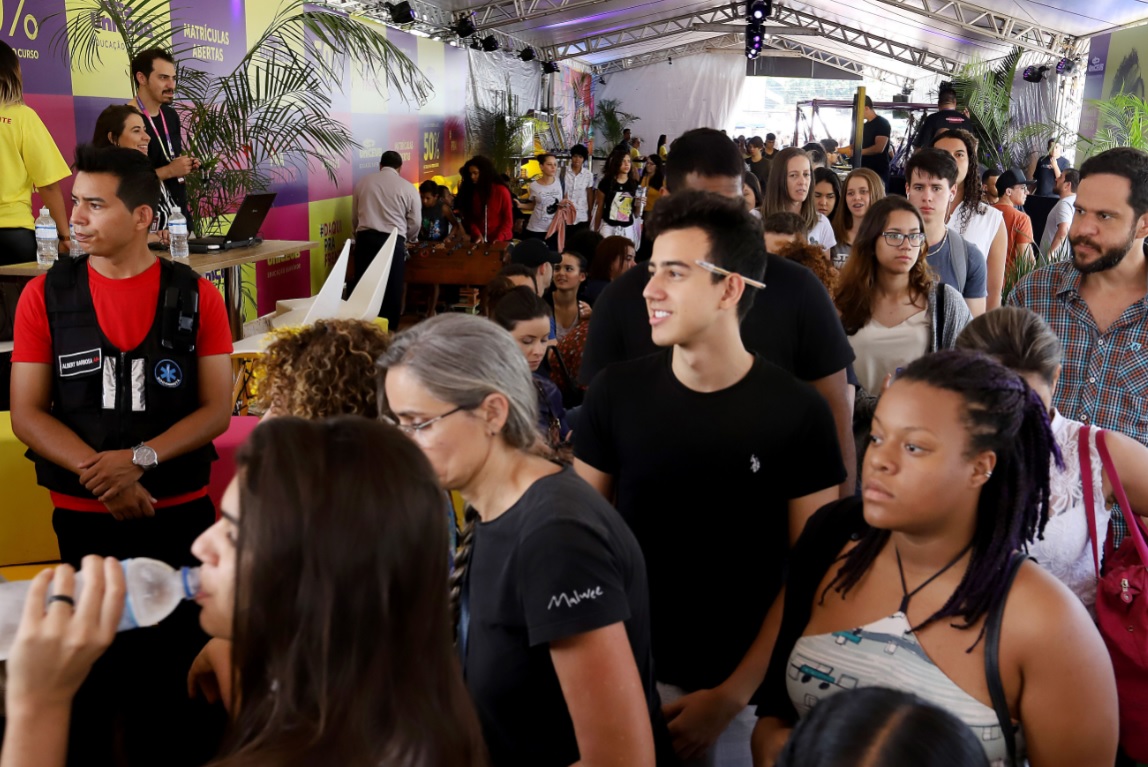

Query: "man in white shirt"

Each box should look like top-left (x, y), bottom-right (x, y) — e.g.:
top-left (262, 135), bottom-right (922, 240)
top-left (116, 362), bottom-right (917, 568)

top-left (563, 144), bottom-right (595, 231)
top-left (351, 150), bottom-right (420, 328)
top-left (1040, 167), bottom-right (1079, 260)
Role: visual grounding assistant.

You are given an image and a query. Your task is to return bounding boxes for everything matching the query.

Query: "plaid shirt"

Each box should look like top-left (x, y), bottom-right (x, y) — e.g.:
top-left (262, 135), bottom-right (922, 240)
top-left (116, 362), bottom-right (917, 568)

top-left (1008, 260), bottom-right (1148, 541)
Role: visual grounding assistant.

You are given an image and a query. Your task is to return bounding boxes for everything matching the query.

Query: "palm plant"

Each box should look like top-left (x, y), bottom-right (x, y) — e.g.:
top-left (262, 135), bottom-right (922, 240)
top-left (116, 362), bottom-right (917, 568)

top-left (1080, 93), bottom-right (1148, 155)
top-left (591, 98), bottom-right (640, 157)
top-left (467, 83), bottom-right (531, 179)
top-left (56, 0), bottom-right (431, 238)
top-left (950, 48), bottom-right (1027, 171)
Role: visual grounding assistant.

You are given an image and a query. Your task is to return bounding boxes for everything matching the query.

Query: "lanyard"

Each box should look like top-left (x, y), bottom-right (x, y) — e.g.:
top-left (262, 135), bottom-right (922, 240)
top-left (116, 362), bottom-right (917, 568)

top-left (136, 96), bottom-right (175, 162)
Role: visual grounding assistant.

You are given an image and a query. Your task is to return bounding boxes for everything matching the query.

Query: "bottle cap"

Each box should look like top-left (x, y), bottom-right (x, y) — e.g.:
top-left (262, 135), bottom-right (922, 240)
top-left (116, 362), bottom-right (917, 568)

top-left (40, 207), bottom-right (49, 216)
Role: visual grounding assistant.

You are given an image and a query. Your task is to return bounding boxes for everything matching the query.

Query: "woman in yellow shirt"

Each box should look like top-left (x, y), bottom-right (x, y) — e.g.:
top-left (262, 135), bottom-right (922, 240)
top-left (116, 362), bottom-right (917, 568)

top-left (0, 41), bottom-right (71, 265)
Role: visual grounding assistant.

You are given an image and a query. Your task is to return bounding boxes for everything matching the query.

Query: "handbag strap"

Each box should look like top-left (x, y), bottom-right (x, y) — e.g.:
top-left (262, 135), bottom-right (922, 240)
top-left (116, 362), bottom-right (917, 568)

top-left (985, 551), bottom-right (1026, 767)
top-left (1096, 429), bottom-right (1148, 563)
top-left (1079, 425), bottom-right (1103, 577)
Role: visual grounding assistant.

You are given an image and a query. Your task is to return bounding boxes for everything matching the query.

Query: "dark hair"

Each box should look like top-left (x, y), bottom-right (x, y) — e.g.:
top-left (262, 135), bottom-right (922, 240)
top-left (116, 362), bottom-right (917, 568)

top-left (603, 149), bottom-right (632, 180)
top-left (418, 180), bottom-right (441, 197)
top-left (536, 152), bottom-right (557, 166)
top-left (762, 211), bottom-right (807, 236)
top-left (955, 306), bottom-right (1063, 386)
top-left (490, 285), bottom-right (550, 331)
top-left (930, 128), bottom-right (985, 229)
top-left (647, 190), bottom-right (766, 319)
top-left (820, 138), bottom-right (839, 153)
top-left (826, 350), bottom-right (1059, 642)
top-left (835, 197), bottom-right (933, 335)
top-left (939, 83), bottom-right (958, 106)
top-left (777, 688), bottom-right (989, 767)
top-left (657, 134), bottom-right (667, 149)
top-left (0, 39), bottom-right (20, 105)
top-left (807, 148), bottom-right (827, 168)
top-left (905, 147), bottom-right (958, 190)
top-left (458, 155), bottom-right (505, 210)
top-left (764, 147), bottom-right (817, 231)
top-left (1061, 168), bottom-right (1080, 192)
top-left (567, 229), bottom-right (604, 266)
top-left (496, 262), bottom-right (538, 292)
top-left (664, 128), bottom-right (745, 194)
top-left (1048, 137), bottom-right (1058, 150)
top-left (561, 249), bottom-right (589, 274)
top-left (864, 95), bottom-right (874, 109)
top-left (130, 48), bottom-right (175, 87)
top-left (74, 143), bottom-right (160, 220)
top-left (1080, 147), bottom-right (1148, 219)
top-left (569, 144), bottom-right (589, 160)
top-left (743, 171), bottom-right (763, 209)
top-left (92, 105), bottom-right (145, 148)
top-left (589, 236), bottom-right (634, 281)
top-left (380, 150), bottom-right (403, 170)
top-left (980, 168), bottom-right (1000, 186)
top-left (224, 416), bottom-right (486, 767)
top-left (748, 136), bottom-right (765, 149)
top-left (813, 167), bottom-right (842, 220)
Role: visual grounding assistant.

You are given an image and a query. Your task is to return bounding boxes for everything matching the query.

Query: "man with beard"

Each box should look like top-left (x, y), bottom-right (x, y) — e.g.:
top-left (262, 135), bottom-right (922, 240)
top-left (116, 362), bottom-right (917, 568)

top-left (1009, 147), bottom-right (1148, 451)
top-left (131, 49), bottom-right (198, 221)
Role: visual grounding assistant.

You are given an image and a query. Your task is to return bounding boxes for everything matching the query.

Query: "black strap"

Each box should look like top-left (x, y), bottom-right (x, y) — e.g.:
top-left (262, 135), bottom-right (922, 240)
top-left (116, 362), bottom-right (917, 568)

top-left (894, 543), bottom-right (971, 614)
top-left (985, 551), bottom-right (1026, 767)
top-left (935, 284), bottom-right (947, 352)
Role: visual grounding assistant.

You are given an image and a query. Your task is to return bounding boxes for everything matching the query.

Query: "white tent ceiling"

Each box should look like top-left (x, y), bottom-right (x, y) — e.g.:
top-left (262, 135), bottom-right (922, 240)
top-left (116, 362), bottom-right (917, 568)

top-left (389, 0), bottom-right (1148, 78)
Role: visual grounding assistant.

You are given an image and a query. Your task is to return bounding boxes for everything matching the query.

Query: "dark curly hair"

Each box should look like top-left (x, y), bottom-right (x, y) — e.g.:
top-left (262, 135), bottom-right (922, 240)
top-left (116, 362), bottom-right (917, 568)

top-left (256, 319), bottom-right (391, 419)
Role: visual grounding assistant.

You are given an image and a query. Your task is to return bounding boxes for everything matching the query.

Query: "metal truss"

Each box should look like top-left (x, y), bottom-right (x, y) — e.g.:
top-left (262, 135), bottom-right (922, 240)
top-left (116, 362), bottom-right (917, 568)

top-left (459, 0), bottom-right (624, 31)
top-left (765, 36), bottom-right (915, 88)
top-left (591, 33), bottom-right (743, 75)
top-left (332, 0), bottom-right (535, 55)
top-left (769, 4), bottom-right (961, 75)
top-left (870, 0), bottom-right (1080, 56)
top-left (542, 6), bottom-right (744, 61)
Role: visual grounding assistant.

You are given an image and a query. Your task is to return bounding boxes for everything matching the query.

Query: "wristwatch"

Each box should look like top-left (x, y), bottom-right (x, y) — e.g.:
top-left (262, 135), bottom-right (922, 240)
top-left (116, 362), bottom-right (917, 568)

top-left (132, 443), bottom-right (159, 471)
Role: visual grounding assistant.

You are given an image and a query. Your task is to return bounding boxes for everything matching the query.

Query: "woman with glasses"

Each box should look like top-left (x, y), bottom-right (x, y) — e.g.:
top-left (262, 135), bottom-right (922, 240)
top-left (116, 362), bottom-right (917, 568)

top-left (377, 313), bottom-right (670, 767)
top-left (836, 197), bottom-right (971, 403)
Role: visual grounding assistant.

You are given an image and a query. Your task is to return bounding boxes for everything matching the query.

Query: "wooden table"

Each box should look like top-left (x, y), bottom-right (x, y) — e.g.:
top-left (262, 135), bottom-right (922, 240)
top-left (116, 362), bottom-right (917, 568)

top-left (0, 240), bottom-right (319, 341)
top-left (404, 241), bottom-right (508, 316)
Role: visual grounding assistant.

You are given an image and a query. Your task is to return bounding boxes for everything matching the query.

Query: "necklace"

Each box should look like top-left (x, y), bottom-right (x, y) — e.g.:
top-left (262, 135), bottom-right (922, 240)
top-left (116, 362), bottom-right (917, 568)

top-left (895, 542), bottom-right (973, 615)
top-left (927, 231), bottom-right (948, 255)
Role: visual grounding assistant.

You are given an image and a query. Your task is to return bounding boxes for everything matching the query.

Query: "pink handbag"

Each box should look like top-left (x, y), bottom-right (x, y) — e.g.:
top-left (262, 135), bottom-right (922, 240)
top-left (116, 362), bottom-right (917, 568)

top-left (1080, 426), bottom-right (1148, 761)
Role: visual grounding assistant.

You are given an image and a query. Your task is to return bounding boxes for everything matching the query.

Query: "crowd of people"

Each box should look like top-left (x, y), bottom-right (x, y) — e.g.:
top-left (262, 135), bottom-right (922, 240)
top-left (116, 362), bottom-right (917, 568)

top-left (4, 35), bottom-right (1148, 767)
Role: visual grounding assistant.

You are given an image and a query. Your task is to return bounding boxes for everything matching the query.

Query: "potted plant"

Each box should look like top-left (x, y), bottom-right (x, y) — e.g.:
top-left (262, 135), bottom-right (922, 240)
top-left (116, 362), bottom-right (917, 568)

top-left (590, 98), bottom-right (640, 157)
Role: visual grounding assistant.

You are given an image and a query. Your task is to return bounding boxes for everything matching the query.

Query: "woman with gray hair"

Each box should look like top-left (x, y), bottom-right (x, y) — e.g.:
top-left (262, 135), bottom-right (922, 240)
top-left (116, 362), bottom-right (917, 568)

top-left (376, 313), bottom-right (670, 767)
top-left (0, 40), bottom-right (71, 265)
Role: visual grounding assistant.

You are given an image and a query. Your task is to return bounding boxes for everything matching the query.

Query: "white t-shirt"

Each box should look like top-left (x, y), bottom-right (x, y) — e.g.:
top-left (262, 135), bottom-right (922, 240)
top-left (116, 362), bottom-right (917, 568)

top-left (850, 309), bottom-right (930, 394)
top-left (950, 201), bottom-right (1003, 259)
top-left (562, 166), bottom-right (593, 224)
top-left (527, 179), bottom-right (563, 233)
top-left (1041, 194), bottom-right (1076, 256)
top-left (808, 213), bottom-right (837, 250)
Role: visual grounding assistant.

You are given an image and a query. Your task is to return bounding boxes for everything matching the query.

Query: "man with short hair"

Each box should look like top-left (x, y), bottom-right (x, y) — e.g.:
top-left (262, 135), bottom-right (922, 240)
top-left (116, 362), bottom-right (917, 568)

top-left (905, 148), bottom-right (988, 316)
top-left (1040, 167), bottom-right (1079, 259)
top-left (563, 144), bottom-right (595, 231)
top-left (351, 150), bottom-right (420, 329)
top-left (762, 211), bottom-right (808, 255)
top-left (840, 96), bottom-right (892, 182)
top-left (616, 127), bottom-right (634, 156)
top-left (131, 48), bottom-right (199, 220)
top-left (746, 136), bottom-right (770, 190)
top-left (912, 84), bottom-right (970, 151)
top-left (11, 144), bottom-right (233, 765)
top-left (763, 133), bottom-right (779, 161)
top-left (820, 138), bottom-right (840, 166)
top-left (992, 168), bottom-right (1037, 273)
top-left (981, 169), bottom-right (1001, 205)
top-left (508, 238), bottom-right (560, 295)
top-left (576, 191), bottom-right (843, 767)
top-left (580, 127), bottom-right (857, 496)
top-left (1030, 138), bottom-right (1071, 197)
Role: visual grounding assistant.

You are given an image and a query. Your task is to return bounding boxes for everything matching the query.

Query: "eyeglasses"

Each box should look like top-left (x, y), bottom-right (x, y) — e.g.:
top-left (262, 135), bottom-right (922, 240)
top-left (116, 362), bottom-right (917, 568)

top-left (694, 260), bottom-right (766, 290)
top-left (881, 232), bottom-right (927, 247)
top-left (384, 406), bottom-right (465, 435)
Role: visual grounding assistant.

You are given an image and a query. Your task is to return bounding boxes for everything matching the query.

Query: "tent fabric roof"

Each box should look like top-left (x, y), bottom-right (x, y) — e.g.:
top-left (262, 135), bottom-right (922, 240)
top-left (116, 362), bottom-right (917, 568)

top-left (422, 0), bottom-right (1148, 76)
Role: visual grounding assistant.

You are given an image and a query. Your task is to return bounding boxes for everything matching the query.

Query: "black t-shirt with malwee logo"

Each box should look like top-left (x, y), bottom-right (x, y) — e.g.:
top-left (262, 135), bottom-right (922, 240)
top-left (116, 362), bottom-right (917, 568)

top-left (463, 466), bottom-right (671, 766)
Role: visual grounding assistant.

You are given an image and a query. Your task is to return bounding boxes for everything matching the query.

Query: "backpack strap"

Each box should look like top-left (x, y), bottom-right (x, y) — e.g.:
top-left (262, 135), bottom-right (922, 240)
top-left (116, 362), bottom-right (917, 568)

top-left (985, 551), bottom-right (1026, 767)
top-left (948, 229), bottom-right (968, 293)
top-left (934, 284), bottom-right (946, 352)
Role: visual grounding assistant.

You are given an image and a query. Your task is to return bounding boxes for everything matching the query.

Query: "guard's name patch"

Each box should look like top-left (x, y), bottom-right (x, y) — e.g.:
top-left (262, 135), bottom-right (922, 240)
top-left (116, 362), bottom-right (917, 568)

top-left (58, 349), bottom-right (102, 378)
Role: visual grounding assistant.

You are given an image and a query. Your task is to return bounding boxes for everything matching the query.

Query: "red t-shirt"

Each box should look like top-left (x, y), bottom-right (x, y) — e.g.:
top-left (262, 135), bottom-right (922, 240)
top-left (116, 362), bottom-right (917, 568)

top-left (13, 258), bottom-right (233, 511)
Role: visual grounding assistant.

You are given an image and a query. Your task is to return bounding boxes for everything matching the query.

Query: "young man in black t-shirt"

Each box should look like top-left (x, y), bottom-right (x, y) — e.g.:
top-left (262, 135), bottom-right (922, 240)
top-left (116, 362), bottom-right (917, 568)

top-left (842, 96), bottom-right (892, 182)
top-left (131, 48), bottom-right (199, 220)
top-left (912, 86), bottom-right (969, 152)
top-left (575, 191), bottom-right (844, 767)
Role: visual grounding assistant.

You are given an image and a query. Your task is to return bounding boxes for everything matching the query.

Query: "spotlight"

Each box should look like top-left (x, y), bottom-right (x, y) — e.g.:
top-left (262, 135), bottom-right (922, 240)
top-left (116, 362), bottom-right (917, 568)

top-left (668, 57), bottom-right (673, 65)
top-left (1023, 65), bottom-right (1049, 83)
top-left (598, 76), bottom-right (607, 85)
top-left (453, 14), bottom-right (476, 38)
top-left (541, 61), bottom-right (560, 74)
top-left (1057, 57), bottom-right (1076, 75)
top-left (747, 0), bottom-right (770, 20)
top-left (385, 2), bottom-right (416, 24)
top-left (481, 35), bottom-right (499, 52)
top-left (519, 46), bottom-right (536, 61)
top-left (469, 38), bottom-right (482, 50)
top-left (747, 22), bottom-right (764, 49)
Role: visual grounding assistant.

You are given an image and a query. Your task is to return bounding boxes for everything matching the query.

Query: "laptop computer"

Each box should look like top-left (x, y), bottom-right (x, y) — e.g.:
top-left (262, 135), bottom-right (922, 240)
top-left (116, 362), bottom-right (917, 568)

top-left (186, 193), bottom-right (277, 253)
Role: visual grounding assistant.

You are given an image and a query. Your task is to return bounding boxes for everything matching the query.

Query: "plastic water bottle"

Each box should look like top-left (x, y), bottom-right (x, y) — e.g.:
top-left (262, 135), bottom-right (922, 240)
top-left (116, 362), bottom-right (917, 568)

top-left (0, 557), bottom-right (200, 661)
top-left (34, 207), bottom-right (57, 269)
top-left (69, 223), bottom-right (87, 258)
top-left (168, 210), bottom-right (190, 261)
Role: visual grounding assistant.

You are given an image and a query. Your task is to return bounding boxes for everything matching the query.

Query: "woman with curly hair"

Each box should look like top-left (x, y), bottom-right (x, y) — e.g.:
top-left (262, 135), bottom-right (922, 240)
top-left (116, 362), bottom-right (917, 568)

top-left (255, 318), bottom-right (392, 419)
top-left (456, 155), bottom-right (514, 243)
top-left (931, 129), bottom-right (1007, 309)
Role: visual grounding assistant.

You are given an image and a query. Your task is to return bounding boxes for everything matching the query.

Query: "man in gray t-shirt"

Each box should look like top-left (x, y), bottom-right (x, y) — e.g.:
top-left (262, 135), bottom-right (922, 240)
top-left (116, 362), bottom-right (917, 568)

top-left (1040, 168), bottom-right (1079, 259)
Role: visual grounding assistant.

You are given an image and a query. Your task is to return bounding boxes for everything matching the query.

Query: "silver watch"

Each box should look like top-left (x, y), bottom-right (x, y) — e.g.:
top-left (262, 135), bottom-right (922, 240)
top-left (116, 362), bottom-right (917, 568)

top-left (132, 443), bottom-right (159, 471)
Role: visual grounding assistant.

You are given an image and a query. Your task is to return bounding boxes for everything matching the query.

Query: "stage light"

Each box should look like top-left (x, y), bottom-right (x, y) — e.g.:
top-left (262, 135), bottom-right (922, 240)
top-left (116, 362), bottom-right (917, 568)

top-left (1023, 65), bottom-right (1049, 83)
top-left (481, 35), bottom-right (499, 52)
top-left (747, 0), bottom-right (770, 20)
top-left (453, 15), bottom-right (476, 38)
top-left (542, 61), bottom-right (560, 74)
top-left (385, 2), bottom-right (416, 24)
top-left (519, 47), bottom-right (536, 61)
top-left (598, 76), bottom-right (607, 85)
top-left (1057, 57), bottom-right (1076, 75)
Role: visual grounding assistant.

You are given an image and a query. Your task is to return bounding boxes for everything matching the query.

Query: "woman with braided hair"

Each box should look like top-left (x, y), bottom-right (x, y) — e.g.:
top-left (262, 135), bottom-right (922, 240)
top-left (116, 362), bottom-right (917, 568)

top-left (751, 350), bottom-right (1117, 767)
top-left (377, 313), bottom-right (669, 767)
